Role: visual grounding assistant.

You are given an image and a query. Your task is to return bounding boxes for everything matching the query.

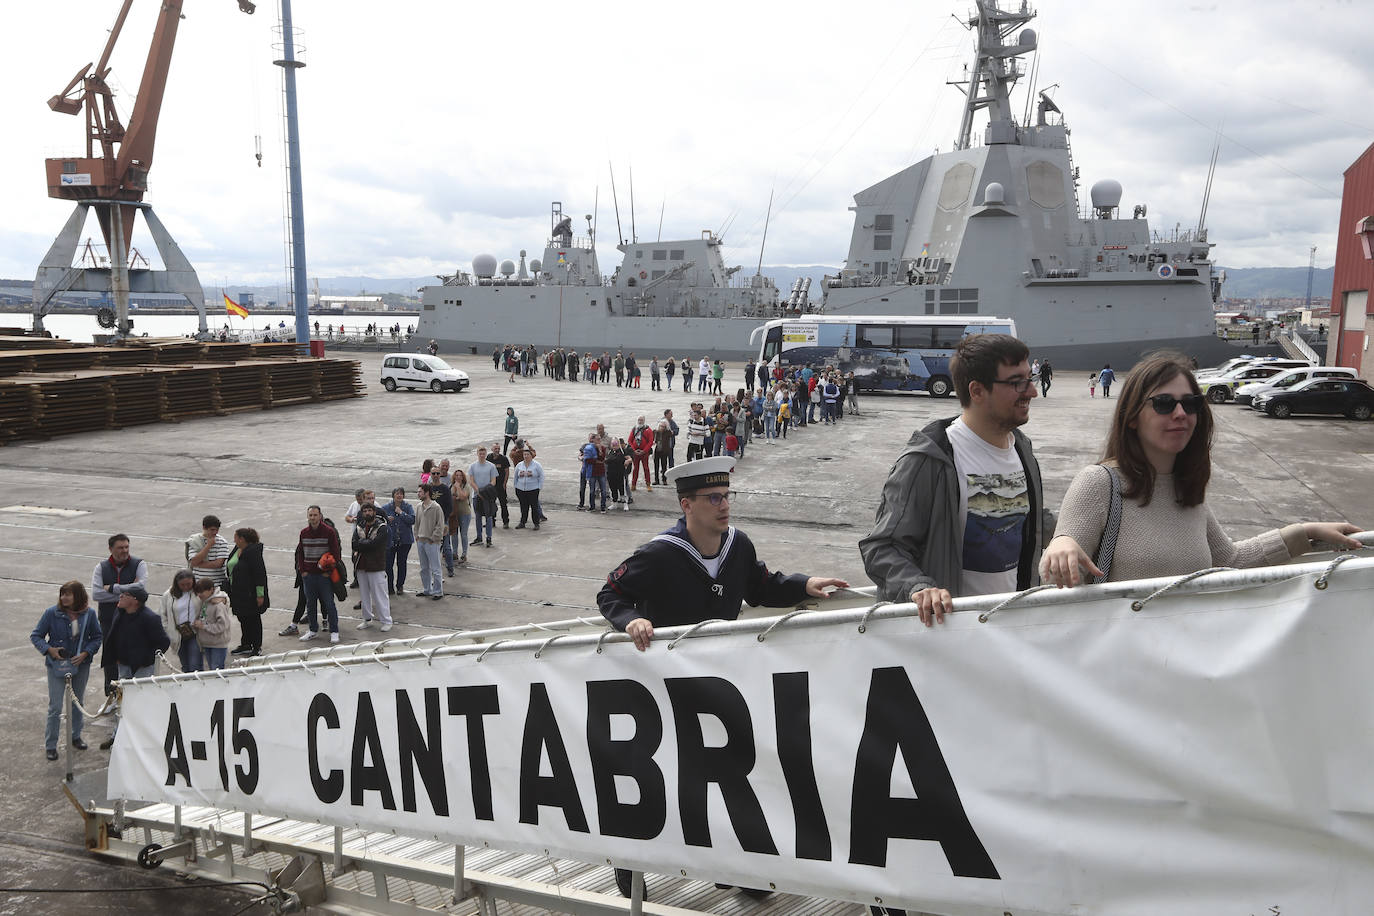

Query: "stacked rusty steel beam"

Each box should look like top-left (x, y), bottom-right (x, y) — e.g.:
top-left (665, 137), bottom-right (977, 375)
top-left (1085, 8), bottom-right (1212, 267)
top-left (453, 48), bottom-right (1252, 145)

top-left (0, 339), bottom-right (364, 446)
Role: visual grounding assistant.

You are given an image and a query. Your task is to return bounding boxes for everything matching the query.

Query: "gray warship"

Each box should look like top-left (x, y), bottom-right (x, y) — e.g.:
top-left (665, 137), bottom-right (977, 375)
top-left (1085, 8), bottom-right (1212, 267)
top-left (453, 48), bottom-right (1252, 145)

top-left (415, 203), bottom-right (789, 359)
top-left (418, 0), bottom-right (1235, 366)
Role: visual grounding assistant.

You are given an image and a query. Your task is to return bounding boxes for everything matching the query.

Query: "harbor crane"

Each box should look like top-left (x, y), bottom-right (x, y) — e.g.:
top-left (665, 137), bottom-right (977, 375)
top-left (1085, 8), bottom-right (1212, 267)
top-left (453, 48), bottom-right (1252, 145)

top-left (32, 0), bottom-right (257, 337)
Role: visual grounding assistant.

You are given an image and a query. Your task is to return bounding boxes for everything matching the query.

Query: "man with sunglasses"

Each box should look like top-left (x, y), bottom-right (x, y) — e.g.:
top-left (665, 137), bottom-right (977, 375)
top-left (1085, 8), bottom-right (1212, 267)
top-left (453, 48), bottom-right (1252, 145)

top-left (861, 334), bottom-right (1056, 627)
top-left (598, 455), bottom-right (849, 652)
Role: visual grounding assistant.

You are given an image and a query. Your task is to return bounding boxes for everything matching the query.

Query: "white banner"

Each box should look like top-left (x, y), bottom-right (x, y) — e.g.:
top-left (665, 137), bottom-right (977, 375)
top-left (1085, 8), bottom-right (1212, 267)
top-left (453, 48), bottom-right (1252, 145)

top-left (110, 559), bottom-right (1374, 915)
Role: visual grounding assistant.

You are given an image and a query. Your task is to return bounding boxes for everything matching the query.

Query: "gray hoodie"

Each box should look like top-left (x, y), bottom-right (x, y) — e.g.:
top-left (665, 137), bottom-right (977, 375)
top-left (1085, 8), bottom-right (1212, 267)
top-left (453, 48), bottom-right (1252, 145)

top-left (860, 417), bottom-right (1055, 602)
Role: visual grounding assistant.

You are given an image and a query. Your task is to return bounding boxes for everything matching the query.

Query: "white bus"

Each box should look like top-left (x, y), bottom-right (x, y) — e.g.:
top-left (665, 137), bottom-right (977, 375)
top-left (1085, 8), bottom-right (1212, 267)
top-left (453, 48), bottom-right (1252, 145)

top-left (750, 315), bottom-right (1017, 397)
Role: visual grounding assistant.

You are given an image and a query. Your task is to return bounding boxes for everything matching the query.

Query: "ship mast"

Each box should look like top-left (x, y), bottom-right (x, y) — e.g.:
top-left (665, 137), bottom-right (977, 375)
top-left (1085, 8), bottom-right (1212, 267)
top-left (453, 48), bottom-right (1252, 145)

top-left (954, 0), bottom-right (1038, 151)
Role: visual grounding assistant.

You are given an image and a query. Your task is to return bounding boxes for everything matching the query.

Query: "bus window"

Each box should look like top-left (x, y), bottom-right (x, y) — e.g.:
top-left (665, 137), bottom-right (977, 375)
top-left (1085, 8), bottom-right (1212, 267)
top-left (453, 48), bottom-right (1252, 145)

top-left (857, 325), bottom-right (894, 348)
top-left (933, 325), bottom-right (966, 348)
top-left (762, 326), bottom-right (782, 361)
top-left (896, 326), bottom-right (934, 348)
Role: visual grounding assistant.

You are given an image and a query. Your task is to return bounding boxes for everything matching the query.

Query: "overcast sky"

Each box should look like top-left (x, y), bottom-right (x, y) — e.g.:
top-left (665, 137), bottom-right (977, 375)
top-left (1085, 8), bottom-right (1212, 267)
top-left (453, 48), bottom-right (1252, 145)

top-left (3, 0), bottom-right (1370, 286)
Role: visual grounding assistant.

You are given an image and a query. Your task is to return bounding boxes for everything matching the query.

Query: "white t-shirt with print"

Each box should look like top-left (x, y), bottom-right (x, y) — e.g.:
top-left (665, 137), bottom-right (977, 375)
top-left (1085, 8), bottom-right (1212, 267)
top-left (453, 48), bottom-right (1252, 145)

top-left (946, 418), bottom-right (1029, 598)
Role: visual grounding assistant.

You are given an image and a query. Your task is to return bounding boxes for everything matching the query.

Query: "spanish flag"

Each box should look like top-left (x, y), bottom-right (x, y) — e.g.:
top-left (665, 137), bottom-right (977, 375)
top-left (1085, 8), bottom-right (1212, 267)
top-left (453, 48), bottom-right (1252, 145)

top-left (224, 292), bottom-right (248, 318)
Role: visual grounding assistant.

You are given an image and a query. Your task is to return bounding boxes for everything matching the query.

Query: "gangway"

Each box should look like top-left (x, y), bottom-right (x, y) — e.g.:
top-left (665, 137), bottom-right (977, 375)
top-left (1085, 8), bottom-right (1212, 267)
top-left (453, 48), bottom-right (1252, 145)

top-left (64, 540), bottom-right (1374, 915)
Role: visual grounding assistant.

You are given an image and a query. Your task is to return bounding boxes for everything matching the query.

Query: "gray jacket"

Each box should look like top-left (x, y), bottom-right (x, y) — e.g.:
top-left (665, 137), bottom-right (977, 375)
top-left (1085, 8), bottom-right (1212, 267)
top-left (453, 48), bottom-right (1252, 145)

top-left (859, 417), bottom-right (1055, 602)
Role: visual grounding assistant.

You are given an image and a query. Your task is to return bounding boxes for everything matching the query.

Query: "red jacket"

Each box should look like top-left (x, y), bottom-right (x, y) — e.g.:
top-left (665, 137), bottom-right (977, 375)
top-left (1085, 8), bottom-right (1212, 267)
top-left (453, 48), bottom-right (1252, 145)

top-left (628, 425), bottom-right (654, 456)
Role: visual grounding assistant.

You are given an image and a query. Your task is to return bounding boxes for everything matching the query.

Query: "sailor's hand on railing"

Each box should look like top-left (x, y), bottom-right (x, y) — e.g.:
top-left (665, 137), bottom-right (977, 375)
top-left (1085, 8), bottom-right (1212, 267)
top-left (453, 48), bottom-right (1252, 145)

top-left (1039, 534), bottom-right (1103, 589)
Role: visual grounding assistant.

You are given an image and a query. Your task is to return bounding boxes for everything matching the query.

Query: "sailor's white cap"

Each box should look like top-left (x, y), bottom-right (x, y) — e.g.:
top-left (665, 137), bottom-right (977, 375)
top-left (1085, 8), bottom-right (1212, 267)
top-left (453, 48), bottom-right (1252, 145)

top-left (665, 455), bottom-right (735, 493)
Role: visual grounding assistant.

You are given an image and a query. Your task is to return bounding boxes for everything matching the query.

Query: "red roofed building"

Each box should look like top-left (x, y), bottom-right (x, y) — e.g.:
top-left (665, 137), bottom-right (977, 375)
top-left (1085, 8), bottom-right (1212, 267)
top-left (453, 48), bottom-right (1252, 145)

top-left (1327, 142), bottom-right (1374, 377)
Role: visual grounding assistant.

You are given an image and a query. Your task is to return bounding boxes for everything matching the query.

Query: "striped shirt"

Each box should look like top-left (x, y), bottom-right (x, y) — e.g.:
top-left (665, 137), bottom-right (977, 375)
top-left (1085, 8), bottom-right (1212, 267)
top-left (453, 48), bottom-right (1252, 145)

top-left (186, 533), bottom-right (231, 586)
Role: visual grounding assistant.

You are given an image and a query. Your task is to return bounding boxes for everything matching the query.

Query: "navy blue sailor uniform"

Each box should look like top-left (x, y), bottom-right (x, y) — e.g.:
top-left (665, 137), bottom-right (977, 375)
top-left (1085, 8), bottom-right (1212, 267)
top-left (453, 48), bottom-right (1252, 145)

top-left (598, 518), bottom-right (810, 630)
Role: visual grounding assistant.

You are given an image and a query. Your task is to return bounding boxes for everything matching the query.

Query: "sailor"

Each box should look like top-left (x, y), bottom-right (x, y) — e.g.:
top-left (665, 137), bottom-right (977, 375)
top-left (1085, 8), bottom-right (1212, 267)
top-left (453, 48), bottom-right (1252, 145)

top-left (596, 456), bottom-right (848, 899)
top-left (597, 455), bottom-right (848, 649)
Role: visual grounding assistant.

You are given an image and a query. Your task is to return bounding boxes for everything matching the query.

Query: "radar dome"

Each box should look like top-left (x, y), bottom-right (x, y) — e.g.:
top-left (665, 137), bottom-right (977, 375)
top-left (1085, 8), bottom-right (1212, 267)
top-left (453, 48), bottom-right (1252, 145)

top-left (982, 182), bottom-right (1005, 206)
top-left (1019, 28), bottom-right (1037, 49)
top-left (519, 249), bottom-right (527, 258)
top-left (530, 259), bottom-right (542, 273)
top-left (472, 254), bottom-right (498, 278)
top-left (500, 260), bottom-right (516, 277)
top-left (1090, 179), bottom-right (1123, 210)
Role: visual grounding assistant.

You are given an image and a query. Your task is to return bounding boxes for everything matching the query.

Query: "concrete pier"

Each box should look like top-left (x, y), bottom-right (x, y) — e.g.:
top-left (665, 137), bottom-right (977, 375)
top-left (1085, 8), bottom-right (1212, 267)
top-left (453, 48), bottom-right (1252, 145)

top-left (1, 350), bottom-right (1370, 910)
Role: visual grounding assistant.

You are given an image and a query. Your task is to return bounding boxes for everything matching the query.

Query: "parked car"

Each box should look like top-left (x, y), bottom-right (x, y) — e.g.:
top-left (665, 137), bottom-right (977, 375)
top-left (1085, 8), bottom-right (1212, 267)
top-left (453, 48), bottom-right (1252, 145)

top-left (380, 353), bottom-right (470, 392)
top-left (1198, 360), bottom-right (1314, 403)
top-left (1237, 366), bottom-right (1358, 406)
top-left (1255, 378), bottom-right (1374, 420)
top-left (1196, 355), bottom-right (1295, 380)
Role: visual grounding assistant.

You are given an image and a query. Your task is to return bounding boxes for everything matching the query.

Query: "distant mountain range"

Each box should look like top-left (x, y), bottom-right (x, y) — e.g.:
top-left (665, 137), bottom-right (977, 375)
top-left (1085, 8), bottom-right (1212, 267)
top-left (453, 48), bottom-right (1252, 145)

top-left (1217, 266), bottom-right (1334, 300)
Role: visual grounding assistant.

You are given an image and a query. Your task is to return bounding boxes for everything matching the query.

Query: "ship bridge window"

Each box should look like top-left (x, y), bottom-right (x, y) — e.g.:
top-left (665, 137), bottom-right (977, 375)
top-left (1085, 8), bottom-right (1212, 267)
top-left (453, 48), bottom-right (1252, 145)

top-left (670, 249), bottom-right (684, 260)
top-left (653, 250), bottom-right (667, 260)
top-left (939, 288), bottom-right (979, 315)
top-left (925, 288), bottom-right (936, 315)
top-left (874, 214), bottom-right (894, 231)
top-left (873, 235), bottom-right (892, 251)
top-left (636, 250), bottom-right (643, 258)
top-left (652, 270), bottom-right (666, 280)
top-left (856, 325), bottom-right (895, 348)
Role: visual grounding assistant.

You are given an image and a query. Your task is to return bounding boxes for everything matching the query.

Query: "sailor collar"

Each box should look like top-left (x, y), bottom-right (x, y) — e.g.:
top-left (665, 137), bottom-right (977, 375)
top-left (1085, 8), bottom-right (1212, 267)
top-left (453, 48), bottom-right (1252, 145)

top-left (651, 526), bottom-right (738, 577)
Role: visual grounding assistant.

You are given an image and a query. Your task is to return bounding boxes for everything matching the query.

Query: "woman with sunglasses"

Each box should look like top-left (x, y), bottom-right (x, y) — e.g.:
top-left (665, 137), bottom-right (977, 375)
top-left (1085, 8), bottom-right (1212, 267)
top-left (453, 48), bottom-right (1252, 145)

top-left (1041, 353), bottom-right (1362, 587)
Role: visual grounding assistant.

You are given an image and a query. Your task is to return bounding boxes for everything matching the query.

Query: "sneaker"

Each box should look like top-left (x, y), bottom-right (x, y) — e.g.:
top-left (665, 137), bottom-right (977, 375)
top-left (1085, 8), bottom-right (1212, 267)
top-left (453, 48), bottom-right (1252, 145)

top-left (278, 623), bottom-right (299, 636)
top-left (486, 539), bottom-right (492, 547)
top-left (431, 594), bottom-right (442, 601)
top-left (356, 620), bottom-right (372, 629)
top-left (99, 737), bottom-right (116, 750)
top-left (231, 645), bottom-right (254, 656)
top-left (330, 633), bottom-right (340, 644)
top-left (46, 749), bottom-right (59, 761)
top-left (601, 507), bottom-right (608, 513)
top-left (352, 601), bottom-right (363, 610)
top-left (299, 630), bottom-right (318, 641)
top-left (503, 521), bottom-right (510, 529)
top-left (458, 556), bottom-right (467, 565)
top-left (396, 586), bottom-right (405, 594)
top-left (380, 624), bottom-right (392, 633)
top-left (416, 591), bottom-right (432, 598)
top-left (515, 522), bottom-right (526, 529)
top-left (446, 568), bottom-right (455, 577)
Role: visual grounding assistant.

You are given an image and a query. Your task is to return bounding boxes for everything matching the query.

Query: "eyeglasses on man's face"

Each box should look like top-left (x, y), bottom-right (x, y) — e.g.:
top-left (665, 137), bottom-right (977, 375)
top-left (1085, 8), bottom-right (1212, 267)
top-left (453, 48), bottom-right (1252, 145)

top-left (691, 490), bottom-right (735, 507)
top-left (989, 375), bottom-right (1034, 393)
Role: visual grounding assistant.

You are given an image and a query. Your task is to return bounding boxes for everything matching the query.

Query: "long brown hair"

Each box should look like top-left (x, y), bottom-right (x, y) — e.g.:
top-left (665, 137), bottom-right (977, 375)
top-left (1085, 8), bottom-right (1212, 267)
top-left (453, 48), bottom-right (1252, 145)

top-left (1102, 352), bottom-right (1212, 507)
top-left (59, 580), bottom-right (89, 611)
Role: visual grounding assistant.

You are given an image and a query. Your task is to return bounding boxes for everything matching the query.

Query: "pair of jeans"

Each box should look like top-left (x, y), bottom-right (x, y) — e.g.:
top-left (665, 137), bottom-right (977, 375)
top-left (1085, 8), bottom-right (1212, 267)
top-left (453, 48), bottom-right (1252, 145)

top-left (822, 401), bottom-right (836, 423)
top-left (416, 540), bottom-right (442, 596)
top-left (683, 372), bottom-right (691, 392)
top-left (455, 514), bottom-right (471, 557)
top-left (653, 452), bottom-right (669, 482)
top-left (45, 661), bottom-right (91, 751)
top-left (201, 647), bottom-right (227, 670)
top-left (386, 542), bottom-right (411, 590)
top-left (764, 415), bottom-right (776, 439)
top-left (711, 431), bottom-right (727, 456)
top-left (112, 662), bottom-right (154, 738)
top-left (177, 637), bottom-right (202, 672)
top-left (650, 373), bottom-right (660, 390)
top-left (441, 532), bottom-right (454, 571)
top-left (586, 475), bottom-right (609, 510)
top-left (302, 572), bottom-right (338, 634)
top-left (474, 513), bottom-right (495, 543)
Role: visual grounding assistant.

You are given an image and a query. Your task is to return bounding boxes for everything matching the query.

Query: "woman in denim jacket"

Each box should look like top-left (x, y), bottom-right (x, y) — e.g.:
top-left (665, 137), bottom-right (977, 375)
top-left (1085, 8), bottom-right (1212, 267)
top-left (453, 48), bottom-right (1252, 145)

top-left (30, 580), bottom-right (103, 761)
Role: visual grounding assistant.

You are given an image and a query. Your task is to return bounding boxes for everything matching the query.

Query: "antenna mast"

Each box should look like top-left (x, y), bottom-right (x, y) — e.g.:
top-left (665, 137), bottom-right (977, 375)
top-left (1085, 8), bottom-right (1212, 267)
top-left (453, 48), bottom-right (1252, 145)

top-left (1197, 124), bottom-right (1222, 237)
top-left (757, 187), bottom-right (774, 276)
top-left (657, 197), bottom-right (665, 242)
top-left (1304, 246), bottom-right (1317, 313)
top-left (629, 163), bottom-right (637, 244)
top-left (608, 162), bottom-right (624, 246)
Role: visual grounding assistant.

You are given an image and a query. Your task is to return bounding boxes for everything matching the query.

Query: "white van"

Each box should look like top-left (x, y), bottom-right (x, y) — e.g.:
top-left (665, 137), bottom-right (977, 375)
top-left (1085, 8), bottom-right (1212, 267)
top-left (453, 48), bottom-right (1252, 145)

top-left (1239, 366), bottom-right (1357, 407)
top-left (380, 353), bottom-right (470, 392)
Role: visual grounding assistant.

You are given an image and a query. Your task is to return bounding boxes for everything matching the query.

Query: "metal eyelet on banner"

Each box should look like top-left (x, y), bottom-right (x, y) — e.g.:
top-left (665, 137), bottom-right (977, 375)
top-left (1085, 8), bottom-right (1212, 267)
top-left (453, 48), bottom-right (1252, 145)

top-left (476, 639), bottom-right (510, 662)
top-left (533, 634), bottom-right (571, 658)
top-left (1130, 567), bottom-right (1236, 611)
top-left (979, 583), bottom-right (1057, 622)
top-left (1314, 553), bottom-right (1355, 590)
top-left (856, 602), bottom-right (889, 633)
top-left (595, 629), bottom-right (617, 654)
top-left (667, 619), bottom-right (726, 650)
top-left (757, 609), bottom-right (812, 642)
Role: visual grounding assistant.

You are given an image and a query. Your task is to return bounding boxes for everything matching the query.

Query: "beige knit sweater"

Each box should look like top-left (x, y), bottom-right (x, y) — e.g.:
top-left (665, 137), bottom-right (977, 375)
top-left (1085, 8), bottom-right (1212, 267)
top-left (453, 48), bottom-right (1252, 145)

top-left (1055, 464), bottom-right (1309, 582)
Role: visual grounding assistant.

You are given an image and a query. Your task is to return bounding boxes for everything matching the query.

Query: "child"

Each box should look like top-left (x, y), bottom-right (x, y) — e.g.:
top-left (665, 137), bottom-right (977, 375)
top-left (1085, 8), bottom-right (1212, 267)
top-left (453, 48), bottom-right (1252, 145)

top-left (193, 578), bottom-right (234, 669)
top-left (777, 399), bottom-right (791, 439)
top-left (1088, 373), bottom-right (1096, 398)
top-left (725, 431), bottom-right (739, 458)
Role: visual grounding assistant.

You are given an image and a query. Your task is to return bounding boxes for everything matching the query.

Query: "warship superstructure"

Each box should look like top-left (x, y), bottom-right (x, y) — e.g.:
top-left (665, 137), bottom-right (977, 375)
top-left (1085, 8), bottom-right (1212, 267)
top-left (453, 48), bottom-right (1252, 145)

top-left (821, 0), bottom-right (1234, 365)
top-left (418, 0), bottom-right (1234, 365)
top-left (415, 204), bottom-right (787, 359)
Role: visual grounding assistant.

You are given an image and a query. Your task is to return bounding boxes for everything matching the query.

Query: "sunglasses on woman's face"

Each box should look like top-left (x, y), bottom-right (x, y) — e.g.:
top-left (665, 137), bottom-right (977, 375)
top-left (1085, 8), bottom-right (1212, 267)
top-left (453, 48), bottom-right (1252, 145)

top-left (1147, 393), bottom-right (1205, 415)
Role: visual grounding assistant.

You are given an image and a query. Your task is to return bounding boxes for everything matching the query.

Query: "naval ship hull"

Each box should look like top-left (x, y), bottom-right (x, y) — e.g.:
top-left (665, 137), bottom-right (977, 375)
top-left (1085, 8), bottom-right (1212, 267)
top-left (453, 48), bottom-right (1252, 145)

top-left (417, 286), bottom-right (774, 362)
